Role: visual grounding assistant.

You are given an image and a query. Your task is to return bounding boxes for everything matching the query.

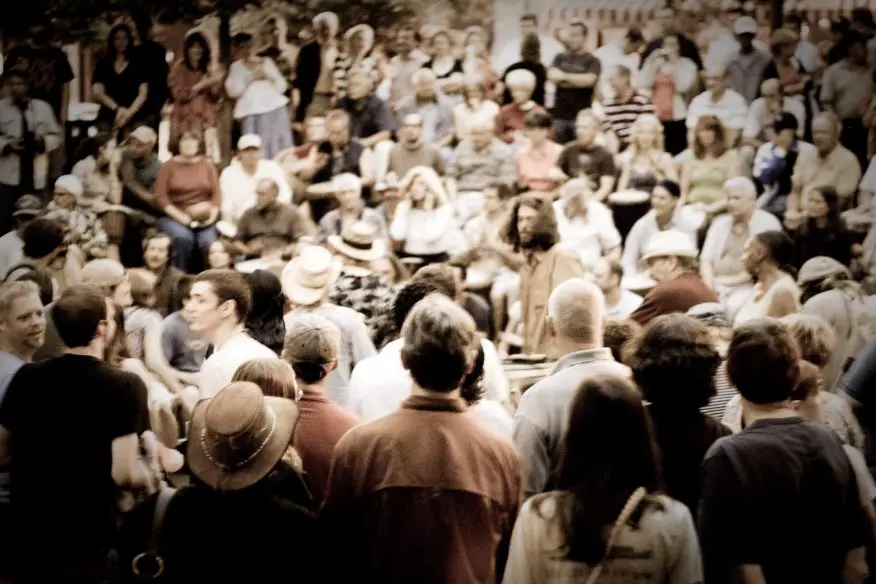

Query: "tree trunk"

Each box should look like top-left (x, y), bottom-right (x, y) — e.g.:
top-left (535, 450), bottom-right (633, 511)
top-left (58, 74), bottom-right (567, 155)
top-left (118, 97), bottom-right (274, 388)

top-left (218, 11), bottom-right (233, 167)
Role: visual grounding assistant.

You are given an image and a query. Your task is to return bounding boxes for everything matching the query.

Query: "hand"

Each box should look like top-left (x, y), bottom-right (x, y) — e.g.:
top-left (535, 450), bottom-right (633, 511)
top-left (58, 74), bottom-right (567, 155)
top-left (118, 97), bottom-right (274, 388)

top-left (783, 209), bottom-right (803, 230)
top-left (248, 239), bottom-right (266, 256)
top-left (853, 243), bottom-right (864, 257)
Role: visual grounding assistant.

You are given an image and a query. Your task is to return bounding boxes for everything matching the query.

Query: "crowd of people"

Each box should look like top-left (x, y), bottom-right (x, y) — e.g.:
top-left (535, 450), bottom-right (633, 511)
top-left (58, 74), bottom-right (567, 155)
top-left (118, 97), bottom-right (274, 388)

top-left (2, 2), bottom-right (876, 583)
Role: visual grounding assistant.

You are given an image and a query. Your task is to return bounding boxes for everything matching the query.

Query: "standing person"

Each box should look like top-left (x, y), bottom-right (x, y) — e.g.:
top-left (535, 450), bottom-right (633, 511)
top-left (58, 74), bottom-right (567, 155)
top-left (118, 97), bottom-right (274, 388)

top-left (322, 295), bottom-right (522, 584)
top-left (131, 13), bottom-right (169, 134)
top-left (503, 374), bottom-right (703, 584)
top-left (641, 7), bottom-right (704, 68)
top-left (548, 21), bottom-right (601, 145)
top-left (495, 13), bottom-right (566, 78)
top-left (91, 24), bottom-right (149, 139)
top-left (699, 319), bottom-right (868, 584)
top-left (725, 16), bottom-right (772, 105)
top-left (225, 32), bottom-right (292, 160)
top-left (0, 284), bottom-right (153, 583)
top-left (282, 313), bottom-right (360, 505)
top-left (294, 12), bottom-right (341, 124)
top-left (388, 25), bottom-right (428, 109)
top-left (601, 66), bottom-right (656, 153)
top-left (503, 195), bottom-right (585, 357)
top-left (557, 110), bottom-right (617, 203)
top-left (188, 269), bottom-right (276, 398)
top-left (219, 134), bottom-right (292, 224)
top-left (513, 278), bottom-right (630, 497)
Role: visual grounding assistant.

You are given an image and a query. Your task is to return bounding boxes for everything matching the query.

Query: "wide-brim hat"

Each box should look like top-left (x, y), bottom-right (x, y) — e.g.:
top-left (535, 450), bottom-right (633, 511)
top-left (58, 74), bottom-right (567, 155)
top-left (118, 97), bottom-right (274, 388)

top-left (188, 382), bottom-right (299, 492)
top-left (281, 245), bottom-right (342, 306)
top-left (640, 230), bottom-right (698, 264)
top-left (327, 221), bottom-right (386, 262)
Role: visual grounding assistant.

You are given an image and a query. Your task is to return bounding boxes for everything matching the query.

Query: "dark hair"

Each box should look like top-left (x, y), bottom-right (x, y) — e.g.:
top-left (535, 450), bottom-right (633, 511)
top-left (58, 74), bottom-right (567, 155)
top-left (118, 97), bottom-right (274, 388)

top-left (502, 194), bottom-right (560, 253)
top-left (2, 69), bottom-right (28, 84)
top-left (72, 133), bottom-right (113, 166)
top-left (411, 263), bottom-right (460, 299)
top-left (569, 20), bottom-right (588, 36)
top-left (626, 27), bottom-right (645, 45)
top-left (244, 270), bottom-right (286, 355)
top-left (127, 268), bottom-right (156, 308)
top-left (194, 269), bottom-right (252, 324)
top-left (537, 373), bottom-right (662, 565)
top-left (22, 219), bottom-right (64, 260)
top-left (459, 342), bottom-right (486, 405)
top-left (169, 130), bottom-right (205, 156)
top-left (754, 230), bottom-right (796, 278)
top-left (15, 268), bottom-right (54, 306)
top-left (107, 305), bottom-right (132, 366)
top-left (524, 109), bottom-right (553, 130)
top-left (628, 314), bottom-right (721, 410)
top-left (784, 12), bottom-right (804, 28)
top-left (183, 32), bottom-right (211, 73)
top-left (789, 360), bottom-right (821, 401)
top-left (773, 111), bottom-right (799, 134)
top-left (603, 319), bottom-right (642, 364)
top-left (392, 280), bottom-right (444, 331)
top-left (802, 185), bottom-right (843, 237)
top-left (177, 275), bottom-right (194, 303)
top-left (132, 11), bottom-right (153, 39)
top-left (521, 33), bottom-right (541, 62)
top-left (52, 285), bottom-right (108, 348)
top-left (727, 319), bottom-right (801, 404)
top-left (520, 13), bottom-right (538, 25)
top-left (693, 116), bottom-right (729, 159)
top-left (106, 24), bottom-right (135, 62)
top-left (656, 179), bottom-right (681, 199)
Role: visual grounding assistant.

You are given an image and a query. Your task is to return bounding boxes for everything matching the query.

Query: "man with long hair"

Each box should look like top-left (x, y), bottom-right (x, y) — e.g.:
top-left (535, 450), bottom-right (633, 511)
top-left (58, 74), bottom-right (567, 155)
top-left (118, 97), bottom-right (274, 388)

top-left (502, 194), bottom-right (584, 357)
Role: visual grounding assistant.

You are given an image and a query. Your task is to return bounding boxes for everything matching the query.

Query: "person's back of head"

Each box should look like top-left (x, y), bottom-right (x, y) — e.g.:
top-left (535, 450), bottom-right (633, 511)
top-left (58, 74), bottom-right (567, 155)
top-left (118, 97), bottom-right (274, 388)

top-left (547, 278), bottom-right (605, 349)
top-left (400, 294), bottom-right (477, 393)
top-left (392, 280), bottom-right (445, 332)
top-left (80, 258), bottom-right (126, 290)
top-left (21, 218), bottom-right (64, 262)
top-left (232, 358), bottom-right (298, 400)
top-left (727, 319), bottom-right (801, 405)
top-left (411, 263), bottom-right (461, 299)
top-left (282, 312), bottom-right (341, 386)
top-left (52, 285), bottom-right (109, 350)
top-left (244, 270), bottom-right (286, 355)
top-left (779, 313), bottom-right (836, 370)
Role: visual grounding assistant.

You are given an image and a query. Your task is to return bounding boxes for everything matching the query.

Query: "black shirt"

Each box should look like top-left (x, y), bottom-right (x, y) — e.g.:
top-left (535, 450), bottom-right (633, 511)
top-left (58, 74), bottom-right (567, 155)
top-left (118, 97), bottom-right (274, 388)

top-left (337, 94), bottom-right (398, 141)
top-left (792, 224), bottom-right (854, 269)
top-left (699, 417), bottom-right (866, 584)
top-left (133, 40), bottom-right (170, 119)
top-left (501, 60), bottom-right (547, 106)
top-left (550, 51), bottom-right (602, 121)
top-left (0, 355), bottom-right (149, 575)
top-left (3, 45), bottom-right (74, 120)
top-left (92, 55), bottom-right (148, 126)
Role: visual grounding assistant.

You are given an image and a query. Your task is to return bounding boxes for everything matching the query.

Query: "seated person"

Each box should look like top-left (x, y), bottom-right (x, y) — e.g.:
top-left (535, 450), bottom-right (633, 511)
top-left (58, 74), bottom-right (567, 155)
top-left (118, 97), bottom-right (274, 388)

top-left (593, 258), bottom-right (643, 320)
top-left (700, 177), bottom-right (782, 320)
top-left (236, 178), bottom-right (311, 260)
top-left (42, 174), bottom-right (109, 261)
top-left (390, 166), bottom-right (456, 266)
top-left (681, 115), bottom-right (742, 223)
top-left (119, 126), bottom-right (163, 266)
top-left (386, 113), bottom-right (446, 181)
top-left (514, 110), bottom-right (564, 194)
top-left (686, 65), bottom-right (748, 148)
top-left (393, 68), bottom-right (455, 148)
top-left (557, 109), bottom-right (616, 203)
top-left (495, 69), bottom-right (546, 146)
top-left (742, 79), bottom-right (805, 152)
top-left (553, 178), bottom-right (622, 271)
top-left (753, 112), bottom-right (815, 218)
top-left (275, 116), bottom-right (327, 194)
top-left (318, 174), bottom-right (388, 243)
top-left (220, 134), bottom-right (292, 225)
top-left (161, 276), bottom-right (208, 384)
top-left (790, 185), bottom-right (854, 269)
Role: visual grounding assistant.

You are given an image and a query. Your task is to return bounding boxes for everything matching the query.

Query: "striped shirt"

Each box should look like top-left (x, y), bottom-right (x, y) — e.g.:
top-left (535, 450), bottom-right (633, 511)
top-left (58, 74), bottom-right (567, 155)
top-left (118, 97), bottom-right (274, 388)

top-left (601, 91), bottom-right (656, 149)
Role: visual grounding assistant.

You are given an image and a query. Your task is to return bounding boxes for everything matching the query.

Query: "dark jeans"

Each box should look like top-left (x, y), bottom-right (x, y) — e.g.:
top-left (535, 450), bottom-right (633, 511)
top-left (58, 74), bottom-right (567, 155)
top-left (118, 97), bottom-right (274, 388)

top-left (156, 217), bottom-right (218, 273)
top-left (0, 184), bottom-right (24, 237)
top-left (553, 119), bottom-right (577, 145)
top-left (841, 118), bottom-right (869, 171)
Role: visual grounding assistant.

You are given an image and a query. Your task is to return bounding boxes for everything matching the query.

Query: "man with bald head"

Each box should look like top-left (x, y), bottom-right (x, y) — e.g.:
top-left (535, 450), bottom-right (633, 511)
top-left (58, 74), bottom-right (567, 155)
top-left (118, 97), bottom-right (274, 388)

top-left (512, 277), bottom-right (630, 497)
top-left (742, 79), bottom-right (806, 150)
top-left (394, 68), bottom-right (454, 147)
top-left (787, 112), bottom-right (862, 229)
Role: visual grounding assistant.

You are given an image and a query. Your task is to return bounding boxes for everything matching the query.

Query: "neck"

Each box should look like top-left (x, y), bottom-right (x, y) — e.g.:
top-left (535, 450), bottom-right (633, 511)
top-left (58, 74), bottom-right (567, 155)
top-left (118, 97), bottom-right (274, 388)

top-left (149, 264), bottom-right (167, 278)
top-left (655, 209), bottom-right (674, 228)
top-left (733, 209), bottom-right (753, 225)
top-left (206, 321), bottom-right (245, 349)
top-left (755, 262), bottom-right (781, 287)
top-left (741, 397), bottom-right (798, 427)
top-left (814, 215), bottom-right (828, 229)
top-left (241, 161), bottom-right (259, 174)
top-left (64, 343), bottom-right (103, 360)
top-left (411, 382), bottom-right (461, 400)
top-left (300, 381), bottom-right (325, 394)
top-left (710, 88), bottom-right (725, 102)
top-left (603, 286), bottom-right (622, 306)
top-left (556, 337), bottom-right (599, 357)
top-left (0, 338), bottom-right (33, 362)
top-left (618, 87), bottom-right (634, 101)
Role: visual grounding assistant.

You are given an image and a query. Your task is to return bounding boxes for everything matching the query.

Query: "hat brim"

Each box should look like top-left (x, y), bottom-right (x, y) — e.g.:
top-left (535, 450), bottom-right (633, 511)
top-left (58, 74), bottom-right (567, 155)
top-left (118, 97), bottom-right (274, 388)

top-left (187, 396), bottom-right (299, 492)
top-left (640, 248), bottom-right (698, 265)
top-left (281, 256), bottom-right (342, 306)
top-left (12, 210), bottom-right (41, 218)
top-left (327, 235), bottom-right (386, 262)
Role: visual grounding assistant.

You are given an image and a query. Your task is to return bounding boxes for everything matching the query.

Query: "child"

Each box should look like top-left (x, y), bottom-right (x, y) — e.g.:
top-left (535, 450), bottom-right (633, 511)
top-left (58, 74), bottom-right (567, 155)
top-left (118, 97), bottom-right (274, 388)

top-left (43, 174), bottom-right (109, 260)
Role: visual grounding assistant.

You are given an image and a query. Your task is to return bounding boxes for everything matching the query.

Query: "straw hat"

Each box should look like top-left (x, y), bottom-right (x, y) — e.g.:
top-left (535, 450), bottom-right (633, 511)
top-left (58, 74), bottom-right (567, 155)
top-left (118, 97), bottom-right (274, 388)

top-left (187, 382), bottom-right (299, 491)
top-left (328, 221), bottom-right (386, 262)
top-left (797, 256), bottom-right (850, 287)
top-left (281, 245), bottom-right (342, 306)
top-left (640, 230), bottom-right (698, 264)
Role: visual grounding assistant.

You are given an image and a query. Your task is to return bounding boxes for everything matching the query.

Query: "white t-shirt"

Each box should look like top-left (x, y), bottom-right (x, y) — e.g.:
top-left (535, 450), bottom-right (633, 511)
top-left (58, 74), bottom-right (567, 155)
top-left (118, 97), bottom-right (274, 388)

top-left (686, 89), bottom-right (749, 131)
top-left (860, 157), bottom-right (876, 194)
top-left (200, 331), bottom-right (277, 399)
top-left (219, 159), bottom-right (293, 224)
top-left (743, 97), bottom-right (807, 140)
top-left (553, 199), bottom-right (622, 270)
top-left (0, 230), bottom-right (25, 280)
top-left (605, 289), bottom-right (644, 320)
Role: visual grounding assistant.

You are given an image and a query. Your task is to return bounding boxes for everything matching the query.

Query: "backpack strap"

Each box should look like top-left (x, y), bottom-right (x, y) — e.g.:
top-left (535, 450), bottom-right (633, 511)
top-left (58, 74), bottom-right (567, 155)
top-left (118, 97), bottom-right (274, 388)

top-left (131, 485), bottom-right (177, 581)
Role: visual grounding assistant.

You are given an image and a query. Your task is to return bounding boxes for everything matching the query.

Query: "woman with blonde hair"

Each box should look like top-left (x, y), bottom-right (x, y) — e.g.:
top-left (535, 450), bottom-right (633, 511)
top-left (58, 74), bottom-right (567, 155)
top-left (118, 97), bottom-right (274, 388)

top-left (232, 357), bottom-right (302, 401)
top-left (553, 178), bottom-right (623, 270)
top-left (390, 166), bottom-right (456, 266)
top-left (613, 113), bottom-right (678, 239)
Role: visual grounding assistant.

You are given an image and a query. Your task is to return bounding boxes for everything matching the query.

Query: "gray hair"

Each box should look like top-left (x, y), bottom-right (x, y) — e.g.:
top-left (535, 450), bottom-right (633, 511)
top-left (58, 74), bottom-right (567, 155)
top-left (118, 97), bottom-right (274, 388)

top-left (313, 12), bottom-right (339, 30)
top-left (0, 281), bottom-right (41, 321)
top-left (256, 178), bottom-right (280, 194)
top-left (723, 176), bottom-right (758, 200)
top-left (333, 173), bottom-right (362, 192)
top-left (547, 278), bottom-right (605, 344)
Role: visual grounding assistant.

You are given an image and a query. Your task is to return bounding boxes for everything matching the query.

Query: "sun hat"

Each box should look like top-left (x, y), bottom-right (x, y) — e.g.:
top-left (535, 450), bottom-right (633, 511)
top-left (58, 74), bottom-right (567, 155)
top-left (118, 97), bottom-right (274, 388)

top-left (640, 230), bottom-right (698, 264)
top-left (327, 221), bottom-right (386, 263)
top-left (53, 175), bottom-right (84, 199)
top-left (12, 195), bottom-right (44, 218)
top-left (797, 256), bottom-right (851, 287)
top-left (125, 126), bottom-right (158, 145)
top-left (237, 134), bottom-right (263, 151)
top-left (187, 381), bottom-right (299, 491)
top-left (281, 245), bottom-right (342, 306)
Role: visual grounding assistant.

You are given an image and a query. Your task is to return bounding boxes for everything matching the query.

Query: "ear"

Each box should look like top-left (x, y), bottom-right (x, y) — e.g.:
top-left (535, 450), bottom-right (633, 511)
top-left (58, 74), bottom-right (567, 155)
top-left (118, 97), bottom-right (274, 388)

top-left (325, 359), bottom-right (339, 373)
top-left (545, 315), bottom-right (555, 339)
top-left (399, 346), bottom-right (411, 372)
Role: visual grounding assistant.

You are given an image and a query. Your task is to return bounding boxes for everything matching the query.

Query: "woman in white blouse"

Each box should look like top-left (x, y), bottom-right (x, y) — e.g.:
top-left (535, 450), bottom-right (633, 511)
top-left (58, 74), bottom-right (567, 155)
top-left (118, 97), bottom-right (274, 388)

top-left (453, 81), bottom-right (500, 143)
top-left (390, 166), bottom-right (456, 266)
top-left (224, 32), bottom-right (293, 160)
top-left (553, 179), bottom-right (622, 271)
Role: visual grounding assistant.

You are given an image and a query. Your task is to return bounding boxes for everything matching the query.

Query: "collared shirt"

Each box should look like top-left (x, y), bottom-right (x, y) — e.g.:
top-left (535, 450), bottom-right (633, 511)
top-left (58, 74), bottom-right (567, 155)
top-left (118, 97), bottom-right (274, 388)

top-left (792, 144), bottom-right (862, 203)
top-left (821, 60), bottom-right (875, 120)
top-left (322, 394), bottom-right (522, 584)
top-left (394, 93), bottom-right (455, 144)
top-left (219, 159), bottom-right (293, 224)
top-left (686, 89), bottom-right (749, 131)
top-left (622, 209), bottom-right (698, 276)
top-left (702, 210), bottom-right (782, 268)
top-left (630, 271), bottom-right (720, 326)
top-left (338, 94), bottom-right (398, 140)
top-left (0, 96), bottom-right (61, 189)
top-left (513, 348), bottom-right (630, 495)
top-left (447, 138), bottom-right (516, 192)
top-left (743, 97), bottom-right (807, 141)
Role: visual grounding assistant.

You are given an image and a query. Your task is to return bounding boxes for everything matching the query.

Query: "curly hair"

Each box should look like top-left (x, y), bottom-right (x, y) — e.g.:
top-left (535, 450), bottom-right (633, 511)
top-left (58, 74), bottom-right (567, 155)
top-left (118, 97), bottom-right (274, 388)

top-left (501, 194), bottom-right (560, 253)
top-left (779, 313), bottom-right (836, 369)
top-left (603, 319), bottom-right (643, 365)
top-left (628, 314), bottom-right (721, 410)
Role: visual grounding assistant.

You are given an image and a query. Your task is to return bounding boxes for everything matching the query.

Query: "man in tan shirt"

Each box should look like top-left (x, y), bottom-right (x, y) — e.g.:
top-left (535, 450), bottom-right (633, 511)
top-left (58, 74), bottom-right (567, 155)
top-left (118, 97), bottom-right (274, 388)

top-left (786, 112), bottom-right (861, 229)
top-left (504, 194), bottom-right (585, 358)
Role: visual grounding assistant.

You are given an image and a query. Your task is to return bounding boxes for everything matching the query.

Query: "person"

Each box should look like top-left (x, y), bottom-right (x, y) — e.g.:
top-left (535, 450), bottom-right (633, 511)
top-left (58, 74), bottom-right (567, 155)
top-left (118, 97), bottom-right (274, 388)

top-left (742, 79), bottom-right (806, 151)
top-left (236, 177), bottom-right (308, 261)
top-left (390, 166), bottom-right (455, 266)
top-left (142, 232), bottom-right (184, 316)
top-left (3, 217), bottom-right (65, 287)
top-left (594, 26), bottom-right (645, 103)
top-left (322, 295), bottom-right (522, 584)
top-left (753, 111), bottom-right (815, 218)
top-left (557, 110), bottom-right (617, 203)
top-left (0, 195), bottom-right (44, 279)
top-left (495, 69), bottom-right (546, 146)
top-left (681, 116), bottom-right (742, 220)
top-left (699, 319), bottom-right (868, 583)
top-left (206, 239), bottom-right (234, 270)
top-left (453, 80), bottom-right (501, 144)
top-left (0, 284), bottom-right (153, 583)
top-left (503, 195), bottom-right (585, 357)
top-left (188, 269), bottom-right (276, 398)
top-left (724, 16), bottom-right (772, 104)
top-left (282, 313), bottom-right (360, 504)
top-left (168, 31), bottom-right (223, 159)
top-left (553, 178), bottom-right (622, 270)
top-left (458, 341), bottom-right (513, 438)
top-left (130, 13), bottom-right (169, 134)
top-left (734, 231), bottom-right (801, 325)
top-left (628, 314), bottom-right (731, 515)
top-left (638, 31), bottom-right (700, 156)
top-left (91, 24), bottom-right (148, 138)
top-left (500, 33), bottom-right (547, 107)
top-left (294, 12), bottom-right (341, 123)
top-left (386, 113), bottom-right (446, 180)
top-left (220, 134), bottom-right (293, 225)
top-left (318, 173), bottom-right (387, 244)
top-left (494, 13), bottom-right (565, 75)
top-left (514, 110), bottom-right (564, 194)
top-left (601, 65), bottom-right (656, 152)
top-left (548, 21), bottom-right (601, 145)
top-left (119, 380), bottom-right (322, 583)
top-left (118, 126), bottom-right (162, 266)
top-left (225, 32), bottom-right (292, 160)
top-left (792, 185), bottom-right (854, 269)
top-left (514, 278), bottom-right (630, 497)
top-left (593, 258), bottom-right (642, 319)
top-left (841, 338), bottom-right (876, 474)
top-left (154, 131), bottom-right (220, 272)
top-left (503, 373), bottom-right (703, 584)
top-left (686, 65), bottom-right (748, 148)
top-left (0, 69), bottom-right (61, 234)
top-left (394, 68), bottom-right (455, 147)
top-left (783, 12), bottom-right (823, 75)
top-left (160, 276), bottom-right (207, 386)
top-left (387, 25), bottom-right (429, 108)
top-left (337, 68), bottom-right (397, 156)
top-left (622, 180), bottom-right (697, 277)
top-left (641, 8), bottom-right (704, 68)
top-left (423, 29), bottom-right (465, 106)
top-left (630, 230), bottom-right (719, 326)
top-left (243, 269), bottom-right (286, 355)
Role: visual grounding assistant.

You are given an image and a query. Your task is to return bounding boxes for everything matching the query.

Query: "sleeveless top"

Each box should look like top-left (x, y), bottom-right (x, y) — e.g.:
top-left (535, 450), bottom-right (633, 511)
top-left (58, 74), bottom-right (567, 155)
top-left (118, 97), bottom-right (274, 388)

top-left (687, 155), bottom-right (733, 205)
top-left (734, 273), bottom-right (801, 325)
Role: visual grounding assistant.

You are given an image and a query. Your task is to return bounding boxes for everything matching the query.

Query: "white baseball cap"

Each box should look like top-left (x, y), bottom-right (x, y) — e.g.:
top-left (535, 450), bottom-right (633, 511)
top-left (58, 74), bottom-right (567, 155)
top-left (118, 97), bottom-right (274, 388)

top-left (237, 134), bottom-right (263, 151)
top-left (733, 16), bottom-right (758, 36)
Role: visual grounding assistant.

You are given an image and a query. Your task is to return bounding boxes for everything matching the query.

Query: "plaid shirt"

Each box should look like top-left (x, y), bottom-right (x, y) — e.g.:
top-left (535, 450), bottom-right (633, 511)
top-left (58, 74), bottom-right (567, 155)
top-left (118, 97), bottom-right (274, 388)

top-left (329, 269), bottom-right (395, 345)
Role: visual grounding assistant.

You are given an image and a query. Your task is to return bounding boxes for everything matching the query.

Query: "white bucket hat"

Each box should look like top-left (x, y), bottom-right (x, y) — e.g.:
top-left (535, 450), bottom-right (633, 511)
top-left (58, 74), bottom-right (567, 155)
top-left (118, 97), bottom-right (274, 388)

top-left (641, 230), bottom-right (698, 264)
top-left (281, 245), bottom-right (342, 306)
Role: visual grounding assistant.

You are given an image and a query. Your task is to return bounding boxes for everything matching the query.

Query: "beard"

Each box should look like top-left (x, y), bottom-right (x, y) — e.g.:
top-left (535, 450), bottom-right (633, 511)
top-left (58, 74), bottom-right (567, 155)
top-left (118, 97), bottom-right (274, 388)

top-left (519, 232), bottom-right (554, 251)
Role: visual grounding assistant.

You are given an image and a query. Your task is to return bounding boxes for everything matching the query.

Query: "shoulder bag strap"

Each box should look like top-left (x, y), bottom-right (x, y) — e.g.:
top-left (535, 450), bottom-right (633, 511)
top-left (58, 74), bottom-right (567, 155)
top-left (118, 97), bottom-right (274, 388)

top-left (585, 487), bottom-right (648, 584)
top-left (131, 485), bottom-right (177, 581)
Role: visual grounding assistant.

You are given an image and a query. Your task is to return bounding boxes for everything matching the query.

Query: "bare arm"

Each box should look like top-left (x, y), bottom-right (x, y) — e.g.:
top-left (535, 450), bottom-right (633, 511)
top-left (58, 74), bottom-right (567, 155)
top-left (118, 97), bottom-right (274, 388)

top-left (844, 547), bottom-right (869, 584)
top-left (359, 131), bottom-right (391, 150)
top-left (92, 83), bottom-right (119, 112)
top-left (120, 158), bottom-right (158, 210)
top-left (111, 433), bottom-right (153, 489)
top-left (595, 175), bottom-right (616, 203)
top-left (144, 325), bottom-right (184, 395)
